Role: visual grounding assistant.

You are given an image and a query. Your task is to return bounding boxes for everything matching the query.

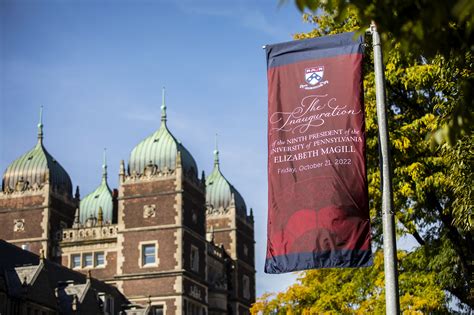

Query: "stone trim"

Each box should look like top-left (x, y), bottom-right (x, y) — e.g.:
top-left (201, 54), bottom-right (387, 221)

top-left (127, 295), bottom-right (178, 304)
top-left (174, 154), bottom-right (183, 271)
top-left (174, 228), bottom-right (182, 271)
top-left (230, 214), bottom-right (237, 260)
top-left (118, 189), bottom-right (180, 201)
top-left (114, 270), bottom-right (185, 280)
top-left (0, 205), bottom-right (45, 213)
top-left (41, 204), bottom-right (49, 257)
top-left (8, 237), bottom-right (47, 243)
top-left (173, 275), bottom-right (183, 294)
top-left (116, 182), bottom-right (126, 276)
top-left (122, 171), bottom-right (176, 184)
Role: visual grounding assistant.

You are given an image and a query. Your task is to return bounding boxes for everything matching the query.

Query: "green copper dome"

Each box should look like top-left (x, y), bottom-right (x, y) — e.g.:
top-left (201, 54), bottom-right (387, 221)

top-left (2, 108), bottom-right (72, 196)
top-left (79, 150), bottom-right (113, 224)
top-left (128, 89), bottom-right (198, 177)
top-left (206, 146), bottom-right (247, 218)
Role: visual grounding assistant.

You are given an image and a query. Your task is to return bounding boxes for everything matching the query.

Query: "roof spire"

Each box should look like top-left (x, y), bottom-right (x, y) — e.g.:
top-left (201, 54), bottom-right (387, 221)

top-left (214, 133), bottom-right (219, 167)
top-left (102, 148), bottom-right (107, 181)
top-left (37, 106), bottom-right (44, 144)
top-left (161, 86), bottom-right (167, 123)
top-left (73, 208), bottom-right (81, 228)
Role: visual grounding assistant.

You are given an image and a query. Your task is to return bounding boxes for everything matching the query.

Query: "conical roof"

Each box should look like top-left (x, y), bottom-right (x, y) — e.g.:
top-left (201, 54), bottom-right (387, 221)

top-left (205, 144), bottom-right (247, 218)
top-left (128, 89), bottom-right (198, 177)
top-left (2, 107), bottom-right (72, 195)
top-left (79, 150), bottom-right (113, 224)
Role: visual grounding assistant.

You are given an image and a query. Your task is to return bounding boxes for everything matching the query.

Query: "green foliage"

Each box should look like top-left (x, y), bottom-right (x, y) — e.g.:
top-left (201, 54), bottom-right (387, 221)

top-left (288, 0), bottom-right (473, 146)
top-left (252, 252), bottom-right (447, 314)
top-left (290, 0), bottom-right (473, 58)
top-left (253, 11), bottom-right (473, 314)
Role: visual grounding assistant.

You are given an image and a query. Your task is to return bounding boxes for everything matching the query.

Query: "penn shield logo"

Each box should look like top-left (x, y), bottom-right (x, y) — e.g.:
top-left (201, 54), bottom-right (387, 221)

top-left (305, 66), bottom-right (324, 85)
top-left (300, 66), bottom-right (329, 90)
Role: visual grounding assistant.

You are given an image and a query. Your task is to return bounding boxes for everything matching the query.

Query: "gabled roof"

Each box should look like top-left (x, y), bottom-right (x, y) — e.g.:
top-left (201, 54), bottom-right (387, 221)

top-left (0, 240), bottom-right (128, 312)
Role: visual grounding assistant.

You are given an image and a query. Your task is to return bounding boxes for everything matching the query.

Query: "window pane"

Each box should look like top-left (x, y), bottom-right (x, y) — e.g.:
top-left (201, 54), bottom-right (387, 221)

top-left (144, 245), bottom-right (155, 255)
top-left (83, 253), bottom-right (93, 267)
top-left (152, 306), bottom-right (164, 315)
top-left (191, 246), bottom-right (199, 272)
top-left (71, 254), bottom-right (81, 268)
top-left (95, 252), bottom-right (105, 266)
top-left (243, 275), bottom-right (250, 299)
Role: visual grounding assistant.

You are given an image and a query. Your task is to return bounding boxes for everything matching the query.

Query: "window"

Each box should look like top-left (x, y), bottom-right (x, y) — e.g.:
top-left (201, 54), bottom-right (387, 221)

top-left (151, 306), bottom-right (164, 315)
top-left (99, 293), bottom-right (114, 315)
top-left (243, 275), bottom-right (250, 299)
top-left (186, 300), bottom-right (203, 315)
top-left (190, 245), bottom-right (199, 272)
top-left (83, 253), bottom-right (93, 268)
top-left (142, 244), bottom-right (156, 266)
top-left (95, 252), bottom-right (105, 267)
top-left (71, 254), bottom-right (81, 269)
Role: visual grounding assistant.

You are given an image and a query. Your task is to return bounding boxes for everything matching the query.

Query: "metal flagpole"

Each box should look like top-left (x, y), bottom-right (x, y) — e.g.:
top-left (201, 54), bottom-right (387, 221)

top-left (370, 22), bottom-right (400, 314)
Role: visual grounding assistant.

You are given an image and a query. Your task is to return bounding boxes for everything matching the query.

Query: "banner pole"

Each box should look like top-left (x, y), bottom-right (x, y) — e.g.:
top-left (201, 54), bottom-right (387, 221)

top-left (370, 22), bottom-right (400, 314)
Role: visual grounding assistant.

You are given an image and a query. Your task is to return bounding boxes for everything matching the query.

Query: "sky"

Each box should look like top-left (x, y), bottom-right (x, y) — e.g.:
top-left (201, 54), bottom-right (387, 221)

top-left (0, 0), bottom-right (317, 296)
top-left (0, 0), bottom-right (422, 300)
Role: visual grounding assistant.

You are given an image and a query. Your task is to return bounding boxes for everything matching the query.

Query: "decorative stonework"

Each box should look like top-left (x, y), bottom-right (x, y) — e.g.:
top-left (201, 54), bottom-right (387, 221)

top-left (125, 166), bottom-right (175, 183)
top-left (143, 204), bottom-right (156, 218)
top-left (144, 162), bottom-right (158, 177)
top-left (189, 285), bottom-right (202, 300)
top-left (61, 225), bottom-right (118, 243)
top-left (14, 219), bottom-right (25, 232)
top-left (206, 205), bottom-right (230, 216)
top-left (2, 181), bottom-right (44, 195)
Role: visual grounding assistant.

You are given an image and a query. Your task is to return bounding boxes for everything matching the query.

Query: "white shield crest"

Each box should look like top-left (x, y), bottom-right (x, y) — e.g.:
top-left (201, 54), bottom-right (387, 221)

top-left (305, 66), bottom-right (324, 85)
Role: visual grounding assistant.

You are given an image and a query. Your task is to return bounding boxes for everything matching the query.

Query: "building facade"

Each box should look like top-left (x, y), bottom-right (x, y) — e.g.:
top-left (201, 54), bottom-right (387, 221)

top-left (0, 97), bottom-right (256, 314)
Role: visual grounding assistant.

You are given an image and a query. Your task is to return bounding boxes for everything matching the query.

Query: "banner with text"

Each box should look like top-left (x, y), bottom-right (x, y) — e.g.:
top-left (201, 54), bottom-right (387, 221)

top-left (265, 32), bottom-right (372, 273)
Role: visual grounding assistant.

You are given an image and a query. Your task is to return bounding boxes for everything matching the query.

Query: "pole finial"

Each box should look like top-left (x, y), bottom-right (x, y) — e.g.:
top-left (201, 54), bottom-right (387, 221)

top-left (213, 133), bottom-right (219, 166)
top-left (102, 148), bottom-right (107, 181)
top-left (161, 86), bottom-right (167, 123)
top-left (37, 106), bottom-right (44, 143)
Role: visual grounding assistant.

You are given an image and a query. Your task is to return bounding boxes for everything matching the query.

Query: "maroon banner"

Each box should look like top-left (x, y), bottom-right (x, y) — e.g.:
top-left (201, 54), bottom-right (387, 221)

top-left (265, 33), bottom-right (372, 273)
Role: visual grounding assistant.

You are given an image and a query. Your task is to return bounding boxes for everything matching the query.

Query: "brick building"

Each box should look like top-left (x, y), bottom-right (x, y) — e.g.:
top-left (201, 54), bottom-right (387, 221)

top-left (0, 95), bottom-right (256, 314)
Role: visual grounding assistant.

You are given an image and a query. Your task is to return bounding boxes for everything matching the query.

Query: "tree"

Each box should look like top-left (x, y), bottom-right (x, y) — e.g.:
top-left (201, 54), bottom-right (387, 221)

top-left (289, 0), bottom-right (473, 146)
top-left (252, 10), bottom-right (473, 314)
